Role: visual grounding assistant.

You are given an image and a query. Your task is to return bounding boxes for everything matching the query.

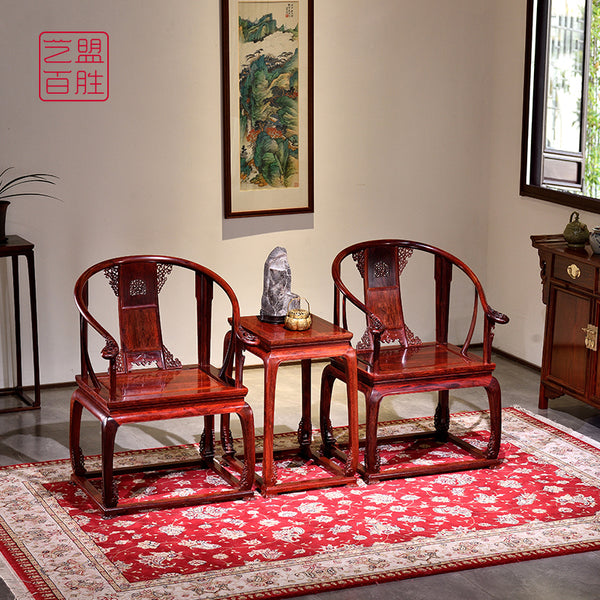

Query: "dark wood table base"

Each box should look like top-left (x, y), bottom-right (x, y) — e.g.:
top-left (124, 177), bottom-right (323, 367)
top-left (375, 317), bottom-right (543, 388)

top-left (234, 315), bottom-right (359, 497)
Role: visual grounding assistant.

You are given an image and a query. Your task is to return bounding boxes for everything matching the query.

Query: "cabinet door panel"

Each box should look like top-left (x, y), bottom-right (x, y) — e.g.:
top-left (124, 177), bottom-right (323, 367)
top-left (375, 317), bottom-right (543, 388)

top-left (548, 287), bottom-right (590, 395)
top-left (593, 301), bottom-right (600, 401)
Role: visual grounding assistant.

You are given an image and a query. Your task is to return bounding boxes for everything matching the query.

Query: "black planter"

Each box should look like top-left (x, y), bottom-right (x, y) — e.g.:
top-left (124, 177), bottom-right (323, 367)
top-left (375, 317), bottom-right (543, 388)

top-left (0, 201), bottom-right (9, 244)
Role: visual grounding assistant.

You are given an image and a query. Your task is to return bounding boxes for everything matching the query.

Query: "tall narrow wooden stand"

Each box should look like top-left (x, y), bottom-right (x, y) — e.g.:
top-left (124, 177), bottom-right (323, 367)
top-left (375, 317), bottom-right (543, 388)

top-left (0, 235), bottom-right (40, 412)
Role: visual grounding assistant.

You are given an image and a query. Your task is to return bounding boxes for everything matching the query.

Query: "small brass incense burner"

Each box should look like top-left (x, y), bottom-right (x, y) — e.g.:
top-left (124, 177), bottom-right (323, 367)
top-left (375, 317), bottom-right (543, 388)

top-left (284, 297), bottom-right (312, 331)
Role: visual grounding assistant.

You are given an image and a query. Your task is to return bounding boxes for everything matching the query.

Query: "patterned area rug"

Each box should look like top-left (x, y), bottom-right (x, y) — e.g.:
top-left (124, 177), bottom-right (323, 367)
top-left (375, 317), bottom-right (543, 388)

top-left (1, 407), bottom-right (600, 599)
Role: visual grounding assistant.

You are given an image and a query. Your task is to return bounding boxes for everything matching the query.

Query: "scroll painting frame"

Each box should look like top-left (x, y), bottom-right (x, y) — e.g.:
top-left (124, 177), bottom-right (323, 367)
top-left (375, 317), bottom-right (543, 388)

top-left (221, 0), bottom-right (314, 218)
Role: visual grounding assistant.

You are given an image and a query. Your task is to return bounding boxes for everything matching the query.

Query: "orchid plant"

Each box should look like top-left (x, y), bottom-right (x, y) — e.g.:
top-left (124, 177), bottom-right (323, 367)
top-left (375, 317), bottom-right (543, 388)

top-left (0, 168), bottom-right (58, 202)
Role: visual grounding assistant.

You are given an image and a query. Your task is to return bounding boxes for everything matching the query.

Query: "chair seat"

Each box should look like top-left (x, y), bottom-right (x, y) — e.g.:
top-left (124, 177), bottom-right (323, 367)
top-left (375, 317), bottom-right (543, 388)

top-left (77, 366), bottom-right (247, 410)
top-left (333, 342), bottom-right (494, 383)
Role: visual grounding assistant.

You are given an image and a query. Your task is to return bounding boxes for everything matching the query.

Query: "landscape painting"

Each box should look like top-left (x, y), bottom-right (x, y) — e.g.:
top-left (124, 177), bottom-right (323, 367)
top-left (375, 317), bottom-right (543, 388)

top-left (239, 2), bottom-right (299, 191)
top-left (222, 0), bottom-right (313, 218)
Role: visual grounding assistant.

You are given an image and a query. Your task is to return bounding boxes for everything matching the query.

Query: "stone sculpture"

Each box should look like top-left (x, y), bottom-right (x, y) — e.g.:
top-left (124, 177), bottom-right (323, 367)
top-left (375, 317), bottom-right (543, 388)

top-left (259, 246), bottom-right (298, 323)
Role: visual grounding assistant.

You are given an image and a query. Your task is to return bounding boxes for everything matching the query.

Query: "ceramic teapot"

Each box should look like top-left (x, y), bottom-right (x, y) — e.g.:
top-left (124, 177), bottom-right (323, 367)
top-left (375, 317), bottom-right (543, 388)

top-left (563, 211), bottom-right (589, 248)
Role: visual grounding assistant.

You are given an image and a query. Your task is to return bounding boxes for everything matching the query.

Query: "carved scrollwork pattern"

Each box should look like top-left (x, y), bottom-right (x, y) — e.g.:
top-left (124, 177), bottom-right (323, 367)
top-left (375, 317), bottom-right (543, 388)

top-left (397, 247), bottom-right (413, 275)
top-left (115, 351), bottom-right (124, 373)
top-left (102, 480), bottom-right (119, 507)
top-left (381, 328), bottom-right (422, 347)
top-left (156, 263), bottom-right (173, 293)
top-left (222, 427), bottom-right (235, 456)
top-left (297, 417), bottom-right (311, 448)
top-left (434, 402), bottom-right (450, 438)
top-left (486, 429), bottom-right (500, 459)
top-left (351, 247), bottom-right (414, 279)
top-left (101, 338), bottom-right (119, 360)
top-left (373, 260), bottom-right (390, 278)
top-left (72, 445), bottom-right (86, 476)
top-left (199, 427), bottom-right (216, 460)
top-left (104, 265), bottom-right (120, 296)
top-left (103, 263), bottom-right (173, 296)
top-left (162, 345), bottom-right (182, 369)
top-left (356, 330), bottom-right (373, 350)
top-left (115, 344), bottom-right (181, 373)
top-left (240, 460), bottom-right (254, 489)
top-left (373, 447), bottom-right (381, 473)
top-left (129, 278), bottom-right (147, 296)
top-left (356, 315), bottom-right (421, 351)
top-left (344, 445), bottom-right (356, 477)
top-left (351, 249), bottom-right (365, 277)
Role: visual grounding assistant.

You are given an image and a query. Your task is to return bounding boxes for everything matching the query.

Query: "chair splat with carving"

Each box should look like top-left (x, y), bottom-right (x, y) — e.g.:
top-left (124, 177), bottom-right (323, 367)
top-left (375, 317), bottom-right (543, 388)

top-left (70, 256), bottom-right (255, 515)
top-left (320, 239), bottom-right (509, 482)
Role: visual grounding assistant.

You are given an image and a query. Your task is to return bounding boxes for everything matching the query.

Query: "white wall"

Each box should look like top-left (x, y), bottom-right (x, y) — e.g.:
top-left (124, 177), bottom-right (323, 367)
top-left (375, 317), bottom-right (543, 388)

top-left (0, 1), bottom-right (529, 386)
top-left (486, 0), bottom-right (599, 367)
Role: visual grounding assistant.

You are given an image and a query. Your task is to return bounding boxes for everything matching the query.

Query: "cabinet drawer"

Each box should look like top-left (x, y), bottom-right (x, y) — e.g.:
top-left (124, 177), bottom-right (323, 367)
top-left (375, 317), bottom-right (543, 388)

top-left (553, 255), bottom-right (596, 291)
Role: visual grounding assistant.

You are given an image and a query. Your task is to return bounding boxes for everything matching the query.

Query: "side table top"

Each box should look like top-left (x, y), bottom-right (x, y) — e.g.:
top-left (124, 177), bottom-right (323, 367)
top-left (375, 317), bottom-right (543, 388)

top-left (0, 235), bottom-right (34, 255)
top-left (239, 315), bottom-right (353, 349)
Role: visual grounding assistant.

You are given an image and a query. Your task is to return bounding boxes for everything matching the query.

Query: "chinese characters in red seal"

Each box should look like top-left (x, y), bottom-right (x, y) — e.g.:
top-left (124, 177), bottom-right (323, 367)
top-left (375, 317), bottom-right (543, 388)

top-left (39, 32), bottom-right (109, 101)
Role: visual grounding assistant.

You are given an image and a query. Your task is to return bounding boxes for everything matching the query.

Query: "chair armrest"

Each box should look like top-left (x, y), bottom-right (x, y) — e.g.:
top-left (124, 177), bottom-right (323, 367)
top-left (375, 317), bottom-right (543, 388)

top-left (366, 312), bottom-right (385, 334)
top-left (479, 305), bottom-right (509, 363)
top-left (78, 310), bottom-right (120, 393)
top-left (101, 338), bottom-right (120, 360)
top-left (485, 307), bottom-right (509, 326)
top-left (236, 326), bottom-right (260, 346)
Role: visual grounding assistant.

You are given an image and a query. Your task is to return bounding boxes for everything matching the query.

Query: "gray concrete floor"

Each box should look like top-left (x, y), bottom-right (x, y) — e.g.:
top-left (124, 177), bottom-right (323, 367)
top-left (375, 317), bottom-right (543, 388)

top-left (0, 355), bottom-right (600, 599)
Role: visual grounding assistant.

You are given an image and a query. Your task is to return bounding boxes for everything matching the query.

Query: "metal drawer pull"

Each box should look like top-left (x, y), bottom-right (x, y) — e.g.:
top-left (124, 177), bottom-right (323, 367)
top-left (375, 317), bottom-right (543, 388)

top-left (582, 324), bottom-right (598, 351)
top-left (567, 264), bottom-right (581, 279)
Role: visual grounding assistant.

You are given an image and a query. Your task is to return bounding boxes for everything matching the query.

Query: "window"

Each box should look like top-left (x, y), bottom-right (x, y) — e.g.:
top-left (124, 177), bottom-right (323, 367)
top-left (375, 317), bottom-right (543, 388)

top-left (521, 0), bottom-right (600, 212)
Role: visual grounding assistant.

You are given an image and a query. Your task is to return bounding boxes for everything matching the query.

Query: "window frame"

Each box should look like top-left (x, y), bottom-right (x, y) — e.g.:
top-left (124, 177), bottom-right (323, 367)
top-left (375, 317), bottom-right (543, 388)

top-left (520, 0), bottom-right (599, 212)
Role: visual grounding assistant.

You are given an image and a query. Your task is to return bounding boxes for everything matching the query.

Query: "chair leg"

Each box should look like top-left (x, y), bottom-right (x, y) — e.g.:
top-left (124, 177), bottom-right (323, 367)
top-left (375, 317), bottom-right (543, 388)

top-left (101, 417), bottom-right (119, 509)
top-left (319, 364), bottom-right (337, 454)
top-left (237, 404), bottom-right (255, 491)
top-left (200, 415), bottom-right (216, 460)
top-left (364, 390), bottom-right (384, 474)
top-left (69, 391), bottom-right (86, 476)
top-left (485, 377), bottom-right (502, 459)
top-left (434, 389), bottom-right (450, 441)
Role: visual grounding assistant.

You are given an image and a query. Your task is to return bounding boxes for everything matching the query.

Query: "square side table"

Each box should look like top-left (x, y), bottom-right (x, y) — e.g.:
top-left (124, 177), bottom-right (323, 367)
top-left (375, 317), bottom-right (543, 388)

top-left (233, 314), bottom-right (359, 497)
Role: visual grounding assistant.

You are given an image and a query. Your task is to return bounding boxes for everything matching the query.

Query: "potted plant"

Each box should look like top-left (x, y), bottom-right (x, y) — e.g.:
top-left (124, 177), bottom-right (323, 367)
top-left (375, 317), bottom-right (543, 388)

top-left (0, 168), bottom-right (58, 243)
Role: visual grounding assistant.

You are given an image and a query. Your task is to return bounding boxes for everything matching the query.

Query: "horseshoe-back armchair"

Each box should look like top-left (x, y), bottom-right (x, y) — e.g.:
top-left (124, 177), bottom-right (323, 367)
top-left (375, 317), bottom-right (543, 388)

top-left (320, 239), bottom-right (509, 482)
top-left (70, 255), bottom-right (255, 515)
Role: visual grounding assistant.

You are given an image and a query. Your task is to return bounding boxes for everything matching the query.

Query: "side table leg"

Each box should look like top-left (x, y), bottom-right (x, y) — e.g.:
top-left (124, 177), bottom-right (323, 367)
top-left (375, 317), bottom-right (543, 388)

top-left (262, 357), bottom-right (281, 489)
top-left (11, 256), bottom-right (23, 396)
top-left (298, 359), bottom-right (312, 458)
top-left (26, 250), bottom-right (41, 407)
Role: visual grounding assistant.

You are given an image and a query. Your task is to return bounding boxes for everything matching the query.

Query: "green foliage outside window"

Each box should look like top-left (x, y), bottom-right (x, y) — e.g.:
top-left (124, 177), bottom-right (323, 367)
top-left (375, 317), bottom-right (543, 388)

top-left (585, 0), bottom-right (600, 197)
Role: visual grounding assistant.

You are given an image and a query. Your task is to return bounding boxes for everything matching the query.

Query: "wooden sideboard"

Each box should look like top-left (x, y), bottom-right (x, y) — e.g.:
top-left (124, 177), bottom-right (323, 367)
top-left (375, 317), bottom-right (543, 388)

top-left (532, 234), bottom-right (600, 410)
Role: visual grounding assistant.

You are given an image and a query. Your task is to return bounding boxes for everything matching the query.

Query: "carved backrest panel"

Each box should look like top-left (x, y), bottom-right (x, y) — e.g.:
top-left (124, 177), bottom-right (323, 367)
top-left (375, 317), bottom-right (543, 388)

top-left (352, 245), bottom-right (422, 350)
top-left (104, 262), bottom-right (181, 373)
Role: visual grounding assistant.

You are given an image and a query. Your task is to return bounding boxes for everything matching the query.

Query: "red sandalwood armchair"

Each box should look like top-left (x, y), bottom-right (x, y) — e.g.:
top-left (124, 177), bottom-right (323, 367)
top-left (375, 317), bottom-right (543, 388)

top-left (70, 255), bottom-right (255, 515)
top-left (319, 240), bottom-right (509, 482)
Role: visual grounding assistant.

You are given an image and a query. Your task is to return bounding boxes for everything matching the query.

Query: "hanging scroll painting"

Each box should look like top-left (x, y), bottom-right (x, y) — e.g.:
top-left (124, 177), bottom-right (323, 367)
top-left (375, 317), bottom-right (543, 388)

top-left (222, 0), bottom-right (314, 217)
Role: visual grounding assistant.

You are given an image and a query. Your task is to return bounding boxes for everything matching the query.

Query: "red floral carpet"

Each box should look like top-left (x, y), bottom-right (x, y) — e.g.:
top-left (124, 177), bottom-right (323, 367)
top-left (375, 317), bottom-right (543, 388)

top-left (1, 407), bottom-right (600, 599)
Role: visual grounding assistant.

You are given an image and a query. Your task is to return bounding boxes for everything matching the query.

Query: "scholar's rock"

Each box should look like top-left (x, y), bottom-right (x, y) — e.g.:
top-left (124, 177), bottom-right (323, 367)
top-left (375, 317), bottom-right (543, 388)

top-left (259, 246), bottom-right (298, 323)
